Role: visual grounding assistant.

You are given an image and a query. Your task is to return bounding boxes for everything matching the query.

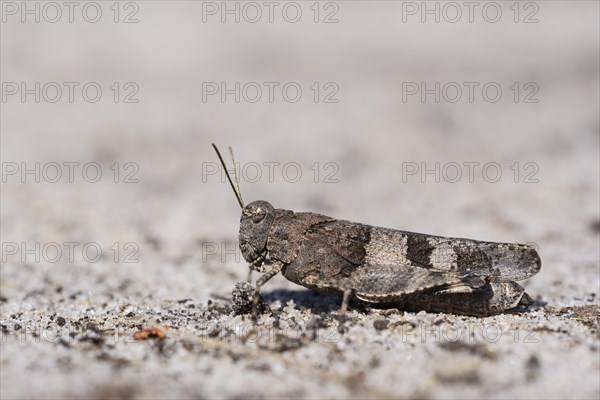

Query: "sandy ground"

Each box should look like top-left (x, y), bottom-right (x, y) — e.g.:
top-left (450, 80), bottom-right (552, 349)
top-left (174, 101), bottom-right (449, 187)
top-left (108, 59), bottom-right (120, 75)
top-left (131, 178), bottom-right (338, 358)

top-left (1, 1), bottom-right (599, 399)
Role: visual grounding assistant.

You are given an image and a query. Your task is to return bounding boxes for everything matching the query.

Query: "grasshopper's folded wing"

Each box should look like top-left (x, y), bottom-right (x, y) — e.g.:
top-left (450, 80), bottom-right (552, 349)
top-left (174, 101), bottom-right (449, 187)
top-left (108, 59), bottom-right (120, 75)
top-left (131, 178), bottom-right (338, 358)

top-left (305, 220), bottom-right (541, 286)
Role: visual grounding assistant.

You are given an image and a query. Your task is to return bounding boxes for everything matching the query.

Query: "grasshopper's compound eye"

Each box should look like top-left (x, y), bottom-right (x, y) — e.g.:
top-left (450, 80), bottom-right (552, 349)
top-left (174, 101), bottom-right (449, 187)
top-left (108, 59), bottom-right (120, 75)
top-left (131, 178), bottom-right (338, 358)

top-left (252, 207), bottom-right (266, 223)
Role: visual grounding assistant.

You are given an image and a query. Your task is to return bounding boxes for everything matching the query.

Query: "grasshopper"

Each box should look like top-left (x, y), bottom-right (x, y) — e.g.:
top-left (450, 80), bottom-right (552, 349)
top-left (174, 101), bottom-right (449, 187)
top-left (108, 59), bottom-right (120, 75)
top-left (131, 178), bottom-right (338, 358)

top-left (212, 144), bottom-right (540, 317)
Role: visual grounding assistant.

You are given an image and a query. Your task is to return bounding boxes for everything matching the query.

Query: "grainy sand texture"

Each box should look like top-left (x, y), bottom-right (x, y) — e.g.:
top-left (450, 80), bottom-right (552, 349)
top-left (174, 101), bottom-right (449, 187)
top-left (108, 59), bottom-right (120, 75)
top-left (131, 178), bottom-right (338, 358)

top-left (1, 1), bottom-right (599, 399)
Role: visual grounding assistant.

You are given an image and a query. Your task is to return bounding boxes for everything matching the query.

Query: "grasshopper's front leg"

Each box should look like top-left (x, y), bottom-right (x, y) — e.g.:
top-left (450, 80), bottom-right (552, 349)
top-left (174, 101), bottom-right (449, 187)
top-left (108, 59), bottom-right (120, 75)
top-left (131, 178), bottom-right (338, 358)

top-left (246, 252), bottom-right (266, 282)
top-left (251, 260), bottom-right (284, 319)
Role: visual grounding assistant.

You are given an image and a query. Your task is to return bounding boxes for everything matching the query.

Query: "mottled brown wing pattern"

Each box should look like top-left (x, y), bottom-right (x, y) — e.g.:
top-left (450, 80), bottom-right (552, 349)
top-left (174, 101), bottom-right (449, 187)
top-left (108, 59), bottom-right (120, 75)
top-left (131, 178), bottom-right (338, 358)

top-left (307, 220), bottom-right (540, 282)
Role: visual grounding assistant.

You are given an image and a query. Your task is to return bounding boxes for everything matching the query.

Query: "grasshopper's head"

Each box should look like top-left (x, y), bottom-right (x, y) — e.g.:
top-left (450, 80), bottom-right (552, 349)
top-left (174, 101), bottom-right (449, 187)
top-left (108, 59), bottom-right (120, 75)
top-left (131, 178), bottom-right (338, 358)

top-left (239, 200), bottom-right (275, 263)
top-left (212, 144), bottom-right (276, 266)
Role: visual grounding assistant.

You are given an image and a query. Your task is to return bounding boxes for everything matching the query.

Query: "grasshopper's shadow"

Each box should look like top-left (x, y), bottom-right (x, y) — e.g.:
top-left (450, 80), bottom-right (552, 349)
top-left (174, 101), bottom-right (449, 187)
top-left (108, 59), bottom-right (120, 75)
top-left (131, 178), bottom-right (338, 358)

top-left (260, 289), bottom-right (547, 317)
top-left (262, 289), bottom-right (342, 314)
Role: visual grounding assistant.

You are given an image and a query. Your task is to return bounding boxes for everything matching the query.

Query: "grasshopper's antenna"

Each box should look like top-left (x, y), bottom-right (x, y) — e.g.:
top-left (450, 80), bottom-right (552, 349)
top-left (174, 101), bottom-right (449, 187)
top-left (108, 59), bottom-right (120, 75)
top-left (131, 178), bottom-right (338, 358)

top-left (212, 143), bottom-right (245, 209)
top-left (228, 146), bottom-right (244, 207)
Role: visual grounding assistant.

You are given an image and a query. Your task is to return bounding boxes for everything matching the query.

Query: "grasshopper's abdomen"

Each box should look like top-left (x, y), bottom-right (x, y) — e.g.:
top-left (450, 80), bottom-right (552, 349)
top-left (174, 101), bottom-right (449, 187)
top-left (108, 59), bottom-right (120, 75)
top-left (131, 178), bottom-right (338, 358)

top-left (390, 282), bottom-right (532, 317)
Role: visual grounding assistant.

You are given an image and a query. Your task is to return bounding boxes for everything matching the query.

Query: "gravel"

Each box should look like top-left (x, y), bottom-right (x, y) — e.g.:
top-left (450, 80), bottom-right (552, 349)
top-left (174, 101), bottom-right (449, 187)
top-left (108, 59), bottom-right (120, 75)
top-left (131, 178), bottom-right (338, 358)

top-left (2, 2), bottom-right (599, 399)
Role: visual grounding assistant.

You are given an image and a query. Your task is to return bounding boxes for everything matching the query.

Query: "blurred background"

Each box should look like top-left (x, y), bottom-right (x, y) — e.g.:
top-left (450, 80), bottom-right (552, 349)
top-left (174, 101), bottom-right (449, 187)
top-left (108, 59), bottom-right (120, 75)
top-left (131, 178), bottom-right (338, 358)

top-left (1, 1), bottom-right (599, 399)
